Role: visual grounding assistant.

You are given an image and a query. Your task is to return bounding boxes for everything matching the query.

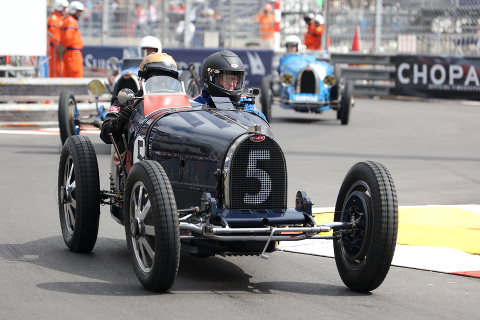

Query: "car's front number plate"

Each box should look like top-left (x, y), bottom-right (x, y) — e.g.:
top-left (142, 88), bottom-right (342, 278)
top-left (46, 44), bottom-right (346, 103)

top-left (244, 150), bottom-right (271, 204)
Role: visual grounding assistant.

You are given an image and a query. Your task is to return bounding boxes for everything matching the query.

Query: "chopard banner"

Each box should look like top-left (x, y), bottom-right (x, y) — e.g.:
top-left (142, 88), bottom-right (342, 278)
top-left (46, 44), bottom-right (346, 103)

top-left (393, 55), bottom-right (480, 100)
top-left (82, 46), bottom-right (273, 88)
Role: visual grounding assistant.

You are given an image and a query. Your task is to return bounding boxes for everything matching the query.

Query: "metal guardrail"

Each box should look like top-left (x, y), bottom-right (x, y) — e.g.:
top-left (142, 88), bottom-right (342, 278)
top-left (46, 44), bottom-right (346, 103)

top-left (0, 78), bottom-right (109, 102)
top-left (330, 53), bottom-right (396, 96)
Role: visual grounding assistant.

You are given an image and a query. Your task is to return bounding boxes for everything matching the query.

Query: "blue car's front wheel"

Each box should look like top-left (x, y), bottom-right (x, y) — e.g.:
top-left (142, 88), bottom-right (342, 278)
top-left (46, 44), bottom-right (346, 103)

top-left (58, 90), bottom-right (81, 145)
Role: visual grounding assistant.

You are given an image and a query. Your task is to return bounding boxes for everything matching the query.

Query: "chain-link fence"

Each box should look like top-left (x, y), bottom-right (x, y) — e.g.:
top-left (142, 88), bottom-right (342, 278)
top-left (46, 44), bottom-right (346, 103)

top-left (50, 0), bottom-right (480, 55)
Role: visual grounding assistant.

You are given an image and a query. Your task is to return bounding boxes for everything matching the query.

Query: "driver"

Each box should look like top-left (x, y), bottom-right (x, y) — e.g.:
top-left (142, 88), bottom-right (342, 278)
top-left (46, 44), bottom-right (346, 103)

top-left (277, 35), bottom-right (302, 74)
top-left (138, 35), bottom-right (162, 56)
top-left (108, 36), bottom-right (163, 85)
top-left (192, 50), bottom-right (267, 122)
top-left (100, 52), bottom-right (179, 155)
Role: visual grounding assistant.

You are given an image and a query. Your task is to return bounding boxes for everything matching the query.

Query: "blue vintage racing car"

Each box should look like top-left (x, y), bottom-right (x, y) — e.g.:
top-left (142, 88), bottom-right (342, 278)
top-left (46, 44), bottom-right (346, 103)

top-left (260, 53), bottom-right (354, 124)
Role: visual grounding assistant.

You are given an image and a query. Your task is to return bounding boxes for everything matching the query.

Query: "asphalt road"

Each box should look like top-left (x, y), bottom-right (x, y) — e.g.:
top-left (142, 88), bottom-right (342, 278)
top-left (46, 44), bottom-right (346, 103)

top-left (0, 98), bottom-right (479, 319)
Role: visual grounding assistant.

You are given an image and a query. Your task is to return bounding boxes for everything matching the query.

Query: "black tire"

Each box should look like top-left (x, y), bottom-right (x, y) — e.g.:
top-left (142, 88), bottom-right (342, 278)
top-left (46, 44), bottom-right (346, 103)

top-left (260, 75), bottom-right (272, 122)
top-left (58, 135), bottom-right (100, 253)
top-left (178, 69), bottom-right (201, 99)
top-left (333, 161), bottom-right (398, 292)
top-left (124, 160), bottom-right (180, 292)
top-left (58, 90), bottom-right (81, 145)
top-left (340, 80), bottom-right (353, 125)
top-left (330, 65), bottom-right (343, 102)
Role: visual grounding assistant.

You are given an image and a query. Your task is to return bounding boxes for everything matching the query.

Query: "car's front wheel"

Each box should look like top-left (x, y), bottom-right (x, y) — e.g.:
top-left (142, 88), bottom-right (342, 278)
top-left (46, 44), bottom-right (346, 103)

top-left (340, 80), bottom-right (353, 125)
top-left (333, 161), bottom-right (398, 292)
top-left (124, 160), bottom-right (180, 292)
top-left (58, 135), bottom-right (100, 253)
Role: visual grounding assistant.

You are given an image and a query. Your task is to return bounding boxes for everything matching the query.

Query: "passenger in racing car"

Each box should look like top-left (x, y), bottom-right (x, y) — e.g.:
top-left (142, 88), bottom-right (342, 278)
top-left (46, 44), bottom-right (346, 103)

top-left (192, 50), bottom-right (267, 122)
top-left (100, 52), bottom-right (179, 157)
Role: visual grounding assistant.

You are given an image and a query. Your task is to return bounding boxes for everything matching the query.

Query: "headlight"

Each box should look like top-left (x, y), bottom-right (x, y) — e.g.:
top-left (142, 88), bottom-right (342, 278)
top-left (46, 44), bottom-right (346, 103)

top-left (323, 75), bottom-right (336, 88)
top-left (87, 79), bottom-right (105, 97)
top-left (281, 73), bottom-right (294, 86)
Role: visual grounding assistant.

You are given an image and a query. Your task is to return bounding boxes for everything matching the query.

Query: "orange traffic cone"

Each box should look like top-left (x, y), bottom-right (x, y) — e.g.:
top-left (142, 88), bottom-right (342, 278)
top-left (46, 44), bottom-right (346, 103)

top-left (351, 25), bottom-right (360, 52)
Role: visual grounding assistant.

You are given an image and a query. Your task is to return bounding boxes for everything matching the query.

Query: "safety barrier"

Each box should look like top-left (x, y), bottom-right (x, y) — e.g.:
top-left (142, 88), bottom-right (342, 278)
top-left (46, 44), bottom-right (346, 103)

top-left (330, 53), bottom-right (396, 97)
top-left (2, 51), bottom-right (479, 102)
top-left (0, 78), bottom-right (108, 102)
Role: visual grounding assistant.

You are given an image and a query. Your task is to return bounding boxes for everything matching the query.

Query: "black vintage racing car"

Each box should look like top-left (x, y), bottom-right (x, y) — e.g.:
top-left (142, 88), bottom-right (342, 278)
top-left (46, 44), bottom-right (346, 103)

top-left (58, 76), bottom-right (398, 293)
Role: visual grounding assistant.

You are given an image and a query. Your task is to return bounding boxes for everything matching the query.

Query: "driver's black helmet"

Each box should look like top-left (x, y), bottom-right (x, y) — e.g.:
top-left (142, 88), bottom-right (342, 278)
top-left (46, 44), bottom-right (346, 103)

top-left (201, 50), bottom-right (245, 102)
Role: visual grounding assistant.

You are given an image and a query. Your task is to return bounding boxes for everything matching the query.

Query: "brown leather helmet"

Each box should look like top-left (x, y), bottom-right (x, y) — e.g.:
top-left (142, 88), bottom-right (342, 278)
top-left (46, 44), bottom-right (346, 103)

top-left (138, 52), bottom-right (179, 80)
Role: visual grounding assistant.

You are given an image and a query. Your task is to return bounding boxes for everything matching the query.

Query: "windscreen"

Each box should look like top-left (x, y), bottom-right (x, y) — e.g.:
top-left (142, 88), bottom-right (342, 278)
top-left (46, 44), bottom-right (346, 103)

top-left (144, 76), bottom-right (185, 95)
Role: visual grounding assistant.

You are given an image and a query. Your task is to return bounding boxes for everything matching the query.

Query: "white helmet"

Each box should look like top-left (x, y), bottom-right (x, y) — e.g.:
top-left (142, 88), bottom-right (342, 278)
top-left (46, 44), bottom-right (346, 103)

top-left (314, 14), bottom-right (324, 25)
top-left (285, 35), bottom-right (302, 47)
top-left (68, 1), bottom-right (84, 14)
top-left (54, 0), bottom-right (69, 11)
top-left (138, 36), bottom-right (162, 56)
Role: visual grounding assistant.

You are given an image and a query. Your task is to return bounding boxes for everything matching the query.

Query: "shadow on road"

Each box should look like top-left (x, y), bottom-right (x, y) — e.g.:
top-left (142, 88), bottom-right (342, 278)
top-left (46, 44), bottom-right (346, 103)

top-left (0, 236), bottom-right (363, 297)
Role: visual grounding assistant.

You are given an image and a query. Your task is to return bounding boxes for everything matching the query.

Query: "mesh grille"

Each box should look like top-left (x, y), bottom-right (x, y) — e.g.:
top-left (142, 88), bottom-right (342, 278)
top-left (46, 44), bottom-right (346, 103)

top-left (229, 136), bottom-right (287, 209)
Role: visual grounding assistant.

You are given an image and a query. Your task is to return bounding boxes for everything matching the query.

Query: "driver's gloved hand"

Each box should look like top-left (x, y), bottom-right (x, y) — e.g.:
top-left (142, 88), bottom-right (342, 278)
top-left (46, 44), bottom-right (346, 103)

top-left (114, 104), bottom-right (134, 131)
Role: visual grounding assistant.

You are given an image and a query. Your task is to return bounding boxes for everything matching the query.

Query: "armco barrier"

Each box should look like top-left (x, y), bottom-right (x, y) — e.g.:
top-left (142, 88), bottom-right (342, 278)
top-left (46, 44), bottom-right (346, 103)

top-left (2, 51), bottom-right (480, 102)
top-left (330, 53), bottom-right (396, 97)
top-left (0, 77), bottom-right (108, 102)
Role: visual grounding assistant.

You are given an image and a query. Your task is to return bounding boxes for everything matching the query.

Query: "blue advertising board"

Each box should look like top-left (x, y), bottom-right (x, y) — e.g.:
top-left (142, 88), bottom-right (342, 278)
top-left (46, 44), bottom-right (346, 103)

top-left (82, 46), bottom-right (273, 88)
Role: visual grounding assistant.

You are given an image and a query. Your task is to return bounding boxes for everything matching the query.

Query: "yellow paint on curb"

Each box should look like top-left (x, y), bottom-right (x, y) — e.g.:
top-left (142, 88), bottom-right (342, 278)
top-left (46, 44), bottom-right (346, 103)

top-left (398, 207), bottom-right (480, 254)
top-left (313, 207), bottom-right (480, 255)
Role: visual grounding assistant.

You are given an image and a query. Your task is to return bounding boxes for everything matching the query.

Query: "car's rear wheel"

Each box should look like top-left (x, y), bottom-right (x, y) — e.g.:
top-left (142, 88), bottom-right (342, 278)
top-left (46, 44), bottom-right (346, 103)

top-left (124, 160), bottom-right (180, 292)
top-left (178, 69), bottom-right (201, 99)
top-left (333, 161), bottom-right (398, 292)
top-left (58, 135), bottom-right (100, 253)
top-left (340, 80), bottom-right (353, 125)
top-left (260, 75), bottom-right (272, 122)
top-left (59, 90), bottom-right (81, 145)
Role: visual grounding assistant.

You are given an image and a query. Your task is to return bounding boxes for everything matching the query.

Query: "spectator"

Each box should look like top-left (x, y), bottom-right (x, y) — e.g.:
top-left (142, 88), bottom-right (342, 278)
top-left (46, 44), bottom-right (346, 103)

top-left (214, 10), bottom-right (225, 47)
top-left (305, 14), bottom-right (324, 50)
top-left (148, 2), bottom-right (158, 29)
top-left (47, 0), bottom-right (68, 77)
top-left (303, 13), bottom-right (314, 48)
top-left (254, 3), bottom-right (275, 49)
top-left (193, 9), bottom-right (216, 47)
top-left (60, 1), bottom-right (84, 78)
top-left (135, 4), bottom-right (147, 36)
top-left (82, 0), bottom-right (93, 21)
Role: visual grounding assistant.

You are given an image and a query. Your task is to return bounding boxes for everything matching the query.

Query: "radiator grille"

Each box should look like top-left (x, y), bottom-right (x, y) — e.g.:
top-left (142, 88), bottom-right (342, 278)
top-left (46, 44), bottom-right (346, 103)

top-left (229, 136), bottom-right (287, 209)
top-left (300, 70), bottom-right (316, 93)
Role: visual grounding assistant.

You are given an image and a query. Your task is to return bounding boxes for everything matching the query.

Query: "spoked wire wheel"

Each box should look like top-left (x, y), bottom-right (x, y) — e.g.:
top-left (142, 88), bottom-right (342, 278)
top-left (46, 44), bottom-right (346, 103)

top-left (129, 181), bottom-right (156, 273)
top-left (62, 155), bottom-right (76, 235)
top-left (58, 135), bottom-right (100, 252)
top-left (333, 161), bottom-right (398, 292)
top-left (125, 160), bottom-right (180, 292)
